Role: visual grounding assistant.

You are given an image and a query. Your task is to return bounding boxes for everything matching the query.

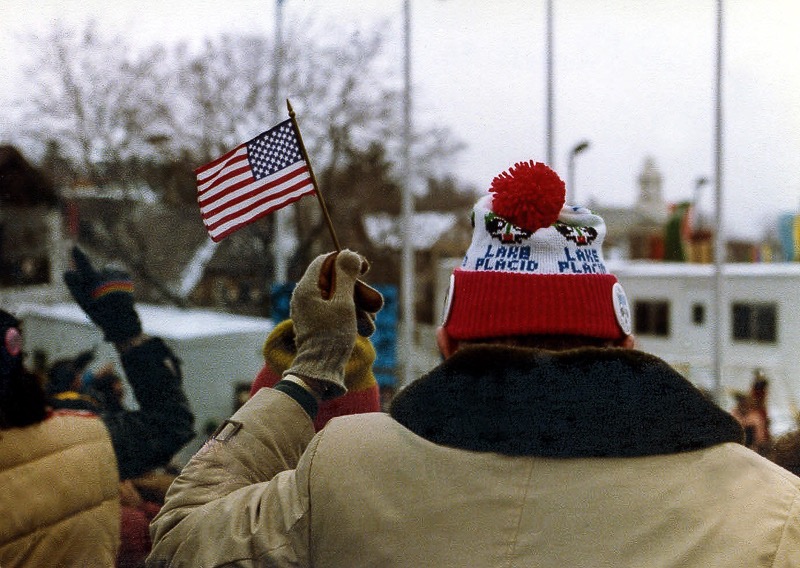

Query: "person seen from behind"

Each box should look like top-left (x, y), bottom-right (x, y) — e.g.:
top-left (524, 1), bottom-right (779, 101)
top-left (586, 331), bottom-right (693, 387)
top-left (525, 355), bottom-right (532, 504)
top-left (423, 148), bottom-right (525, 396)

top-left (769, 428), bottom-right (800, 477)
top-left (56, 245), bottom-right (195, 567)
top-left (148, 161), bottom-right (800, 567)
top-left (731, 389), bottom-right (770, 454)
top-left (58, 245), bottom-right (195, 481)
top-left (86, 362), bottom-right (172, 568)
top-left (46, 347), bottom-right (99, 411)
top-left (0, 309), bottom-right (120, 567)
top-left (750, 369), bottom-right (771, 443)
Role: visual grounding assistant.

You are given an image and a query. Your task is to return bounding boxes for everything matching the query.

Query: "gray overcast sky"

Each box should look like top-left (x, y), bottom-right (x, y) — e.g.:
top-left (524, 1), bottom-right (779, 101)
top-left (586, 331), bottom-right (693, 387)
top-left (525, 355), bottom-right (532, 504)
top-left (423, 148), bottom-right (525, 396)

top-left (2, 0), bottom-right (799, 239)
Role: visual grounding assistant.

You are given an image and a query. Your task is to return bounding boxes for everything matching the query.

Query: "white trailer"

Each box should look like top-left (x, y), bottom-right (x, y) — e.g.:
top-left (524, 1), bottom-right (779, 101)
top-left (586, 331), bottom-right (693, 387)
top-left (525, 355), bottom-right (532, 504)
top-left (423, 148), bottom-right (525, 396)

top-left (15, 302), bottom-right (273, 465)
top-left (607, 261), bottom-right (800, 434)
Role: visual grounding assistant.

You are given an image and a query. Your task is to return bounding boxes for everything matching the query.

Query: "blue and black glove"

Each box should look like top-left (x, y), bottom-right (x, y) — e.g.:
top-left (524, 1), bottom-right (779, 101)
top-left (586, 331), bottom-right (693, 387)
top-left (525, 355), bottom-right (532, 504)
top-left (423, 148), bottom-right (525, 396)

top-left (63, 246), bottom-right (142, 344)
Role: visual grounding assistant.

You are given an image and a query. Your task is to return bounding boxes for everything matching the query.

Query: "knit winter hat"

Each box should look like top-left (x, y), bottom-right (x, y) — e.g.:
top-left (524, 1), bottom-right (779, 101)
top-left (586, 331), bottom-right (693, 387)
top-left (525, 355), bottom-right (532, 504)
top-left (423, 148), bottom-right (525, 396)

top-left (442, 160), bottom-right (632, 341)
top-left (250, 319), bottom-right (380, 431)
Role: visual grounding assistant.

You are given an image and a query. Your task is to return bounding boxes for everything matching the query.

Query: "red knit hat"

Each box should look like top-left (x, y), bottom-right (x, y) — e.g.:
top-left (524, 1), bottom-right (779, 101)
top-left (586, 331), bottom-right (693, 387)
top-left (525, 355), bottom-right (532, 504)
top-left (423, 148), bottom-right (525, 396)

top-left (250, 319), bottom-right (380, 431)
top-left (441, 160), bottom-right (632, 341)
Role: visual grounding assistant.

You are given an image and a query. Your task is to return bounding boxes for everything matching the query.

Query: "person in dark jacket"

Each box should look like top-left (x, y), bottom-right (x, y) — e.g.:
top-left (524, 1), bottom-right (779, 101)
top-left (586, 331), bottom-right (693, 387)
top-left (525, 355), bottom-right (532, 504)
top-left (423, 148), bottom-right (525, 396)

top-left (58, 245), bottom-right (196, 480)
top-left (87, 363), bottom-right (127, 413)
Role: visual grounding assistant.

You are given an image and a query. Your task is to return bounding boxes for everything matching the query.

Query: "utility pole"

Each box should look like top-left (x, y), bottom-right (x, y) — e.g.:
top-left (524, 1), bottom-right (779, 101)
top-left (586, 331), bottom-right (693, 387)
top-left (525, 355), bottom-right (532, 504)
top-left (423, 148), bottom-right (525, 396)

top-left (712, 0), bottom-right (725, 404)
top-left (399, 0), bottom-right (415, 389)
top-left (272, 0), bottom-right (289, 284)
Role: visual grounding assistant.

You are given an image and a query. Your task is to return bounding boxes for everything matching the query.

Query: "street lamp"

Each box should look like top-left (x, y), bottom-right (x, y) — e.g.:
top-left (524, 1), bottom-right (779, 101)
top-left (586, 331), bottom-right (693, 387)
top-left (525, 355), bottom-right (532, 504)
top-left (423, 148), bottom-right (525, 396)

top-left (566, 140), bottom-right (590, 205)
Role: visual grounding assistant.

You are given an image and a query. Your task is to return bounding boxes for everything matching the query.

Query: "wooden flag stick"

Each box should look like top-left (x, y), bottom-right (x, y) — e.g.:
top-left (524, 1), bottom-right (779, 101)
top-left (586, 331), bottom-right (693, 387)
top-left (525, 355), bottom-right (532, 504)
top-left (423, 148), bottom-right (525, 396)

top-left (287, 100), bottom-right (382, 315)
top-left (287, 99), bottom-right (342, 252)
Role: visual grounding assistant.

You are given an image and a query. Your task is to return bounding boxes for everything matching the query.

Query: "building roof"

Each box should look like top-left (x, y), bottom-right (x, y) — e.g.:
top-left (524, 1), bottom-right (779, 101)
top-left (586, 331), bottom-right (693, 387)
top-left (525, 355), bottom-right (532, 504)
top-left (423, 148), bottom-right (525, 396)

top-left (607, 260), bottom-right (800, 278)
top-left (363, 212), bottom-right (458, 251)
top-left (0, 145), bottom-right (58, 207)
top-left (16, 302), bottom-right (273, 340)
top-left (66, 182), bottom-right (159, 204)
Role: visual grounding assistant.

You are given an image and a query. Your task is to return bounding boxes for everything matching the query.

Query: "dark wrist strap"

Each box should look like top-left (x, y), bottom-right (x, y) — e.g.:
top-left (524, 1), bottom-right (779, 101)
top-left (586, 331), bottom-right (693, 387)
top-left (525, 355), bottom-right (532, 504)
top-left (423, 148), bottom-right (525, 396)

top-left (274, 380), bottom-right (319, 419)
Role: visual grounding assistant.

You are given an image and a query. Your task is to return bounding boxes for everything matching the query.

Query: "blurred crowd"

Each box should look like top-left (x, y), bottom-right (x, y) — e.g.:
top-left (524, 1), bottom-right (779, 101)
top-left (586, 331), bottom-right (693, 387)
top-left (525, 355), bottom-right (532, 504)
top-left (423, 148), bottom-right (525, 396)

top-left (728, 369), bottom-right (800, 476)
top-left (0, 245), bottom-right (385, 567)
top-left (0, 247), bottom-right (194, 567)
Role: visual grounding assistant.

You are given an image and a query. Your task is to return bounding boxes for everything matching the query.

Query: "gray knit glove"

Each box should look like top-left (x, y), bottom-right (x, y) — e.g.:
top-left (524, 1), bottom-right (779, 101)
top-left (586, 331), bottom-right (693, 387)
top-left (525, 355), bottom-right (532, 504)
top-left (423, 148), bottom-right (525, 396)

top-left (285, 250), bottom-right (376, 400)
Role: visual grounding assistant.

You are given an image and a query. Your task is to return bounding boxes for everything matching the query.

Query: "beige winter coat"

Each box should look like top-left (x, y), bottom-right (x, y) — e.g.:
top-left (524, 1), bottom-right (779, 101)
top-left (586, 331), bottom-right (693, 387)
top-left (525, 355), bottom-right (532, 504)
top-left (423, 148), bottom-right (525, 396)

top-left (149, 346), bottom-right (800, 567)
top-left (0, 410), bottom-right (120, 567)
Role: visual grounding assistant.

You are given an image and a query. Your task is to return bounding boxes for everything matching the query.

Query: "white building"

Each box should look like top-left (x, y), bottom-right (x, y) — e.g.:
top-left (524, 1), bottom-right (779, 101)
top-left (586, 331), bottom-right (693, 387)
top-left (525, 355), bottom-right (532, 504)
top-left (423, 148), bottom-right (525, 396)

top-left (609, 261), bottom-right (800, 431)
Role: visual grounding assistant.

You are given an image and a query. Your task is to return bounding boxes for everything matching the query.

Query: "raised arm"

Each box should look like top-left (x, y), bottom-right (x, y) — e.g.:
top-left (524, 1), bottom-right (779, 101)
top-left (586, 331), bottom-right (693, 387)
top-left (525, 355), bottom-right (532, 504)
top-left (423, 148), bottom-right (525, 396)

top-left (64, 246), bottom-right (195, 479)
top-left (148, 250), bottom-right (381, 567)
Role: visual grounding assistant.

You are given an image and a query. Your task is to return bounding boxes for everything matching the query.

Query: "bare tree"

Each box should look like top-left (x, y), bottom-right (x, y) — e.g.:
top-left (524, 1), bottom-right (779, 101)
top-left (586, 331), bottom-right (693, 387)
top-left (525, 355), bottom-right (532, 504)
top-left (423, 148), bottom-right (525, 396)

top-left (17, 22), bottom-right (169, 189)
top-left (16, 16), bottom-right (461, 188)
top-left (9, 16), bottom-right (466, 309)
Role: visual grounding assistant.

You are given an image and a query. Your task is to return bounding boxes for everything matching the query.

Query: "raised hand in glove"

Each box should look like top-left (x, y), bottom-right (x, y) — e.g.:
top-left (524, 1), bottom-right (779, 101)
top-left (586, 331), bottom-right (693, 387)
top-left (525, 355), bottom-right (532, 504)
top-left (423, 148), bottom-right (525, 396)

top-left (63, 246), bottom-right (143, 344)
top-left (317, 254), bottom-right (384, 338)
top-left (285, 250), bottom-right (382, 400)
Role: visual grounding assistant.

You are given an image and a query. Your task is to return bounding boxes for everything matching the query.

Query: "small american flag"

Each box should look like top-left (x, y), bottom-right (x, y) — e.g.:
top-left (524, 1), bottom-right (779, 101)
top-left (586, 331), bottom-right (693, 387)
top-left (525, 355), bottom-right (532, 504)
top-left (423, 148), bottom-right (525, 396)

top-left (196, 119), bottom-right (316, 242)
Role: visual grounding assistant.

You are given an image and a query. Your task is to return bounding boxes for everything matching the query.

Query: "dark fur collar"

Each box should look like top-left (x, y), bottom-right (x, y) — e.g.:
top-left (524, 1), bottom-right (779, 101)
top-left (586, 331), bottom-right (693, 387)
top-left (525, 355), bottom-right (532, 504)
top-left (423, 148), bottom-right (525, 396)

top-left (389, 345), bottom-right (743, 458)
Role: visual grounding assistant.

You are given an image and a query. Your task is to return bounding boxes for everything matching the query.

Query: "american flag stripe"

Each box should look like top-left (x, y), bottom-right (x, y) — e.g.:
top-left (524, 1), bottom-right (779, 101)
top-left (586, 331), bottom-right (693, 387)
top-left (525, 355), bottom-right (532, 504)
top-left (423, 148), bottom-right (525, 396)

top-left (202, 165), bottom-right (311, 227)
top-left (199, 161), bottom-right (308, 214)
top-left (204, 182), bottom-right (314, 242)
top-left (196, 146), bottom-right (247, 183)
top-left (196, 148), bottom-right (249, 196)
top-left (197, 162), bottom-right (253, 198)
top-left (195, 119), bottom-right (317, 242)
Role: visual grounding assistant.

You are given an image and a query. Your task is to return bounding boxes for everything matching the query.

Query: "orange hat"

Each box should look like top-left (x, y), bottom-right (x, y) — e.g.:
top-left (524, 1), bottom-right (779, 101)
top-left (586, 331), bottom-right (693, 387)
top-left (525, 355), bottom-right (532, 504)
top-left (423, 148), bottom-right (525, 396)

top-left (250, 319), bottom-right (380, 430)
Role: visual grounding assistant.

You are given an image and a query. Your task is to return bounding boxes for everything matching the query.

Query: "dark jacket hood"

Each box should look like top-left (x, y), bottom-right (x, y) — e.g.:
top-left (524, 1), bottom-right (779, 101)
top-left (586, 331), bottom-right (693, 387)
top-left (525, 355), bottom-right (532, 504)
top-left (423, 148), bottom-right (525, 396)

top-left (389, 345), bottom-right (744, 458)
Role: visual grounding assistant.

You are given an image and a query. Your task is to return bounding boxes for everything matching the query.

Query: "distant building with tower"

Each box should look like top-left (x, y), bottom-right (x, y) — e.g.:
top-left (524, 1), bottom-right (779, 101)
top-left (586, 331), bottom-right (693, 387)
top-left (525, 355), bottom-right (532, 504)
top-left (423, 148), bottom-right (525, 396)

top-left (589, 156), bottom-right (670, 260)
top-left (588, 156), bottom-right (781, 263)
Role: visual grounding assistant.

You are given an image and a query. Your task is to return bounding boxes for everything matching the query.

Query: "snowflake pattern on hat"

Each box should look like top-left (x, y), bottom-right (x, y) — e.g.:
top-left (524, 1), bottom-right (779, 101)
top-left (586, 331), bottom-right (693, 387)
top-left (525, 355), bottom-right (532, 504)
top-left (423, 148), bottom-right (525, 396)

top-left (443, 161), bottom-right (630, 341)
top-left (461, 197), bottom-right (609, 277)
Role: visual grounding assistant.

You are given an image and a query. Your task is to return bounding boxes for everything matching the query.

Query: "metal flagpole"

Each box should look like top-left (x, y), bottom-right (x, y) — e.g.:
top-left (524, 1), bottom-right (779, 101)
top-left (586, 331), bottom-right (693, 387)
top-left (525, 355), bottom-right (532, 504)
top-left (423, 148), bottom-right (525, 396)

top-left (399, 0), bottom-right (415, 389)
top-left (272, 0), bottom-right (290, 283)
top-left (712, 0), bottom-right (725, 403)
top-left (286, 99), bottom-right (342, 252)
top-left (545, 0), bottom-right (554, 167)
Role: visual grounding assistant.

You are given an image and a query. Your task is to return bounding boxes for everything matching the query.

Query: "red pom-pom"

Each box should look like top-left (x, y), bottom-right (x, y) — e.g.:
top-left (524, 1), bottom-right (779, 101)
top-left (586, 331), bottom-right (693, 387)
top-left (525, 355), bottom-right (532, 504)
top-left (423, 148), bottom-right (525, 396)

top-left (489, 161), bottom-right (565, 232)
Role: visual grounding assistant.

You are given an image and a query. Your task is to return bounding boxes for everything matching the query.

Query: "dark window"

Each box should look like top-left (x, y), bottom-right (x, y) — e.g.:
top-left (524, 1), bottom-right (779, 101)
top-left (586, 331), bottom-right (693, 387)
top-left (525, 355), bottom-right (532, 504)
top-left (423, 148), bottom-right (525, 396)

top-left (0, 219), bottom-right (52, 287)
top-left (634, 300), bottom-right (670, 336)
top-left (732, 303), bottom-right (777, 343)
top-left (692, 303), bottom-right (705, 325)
